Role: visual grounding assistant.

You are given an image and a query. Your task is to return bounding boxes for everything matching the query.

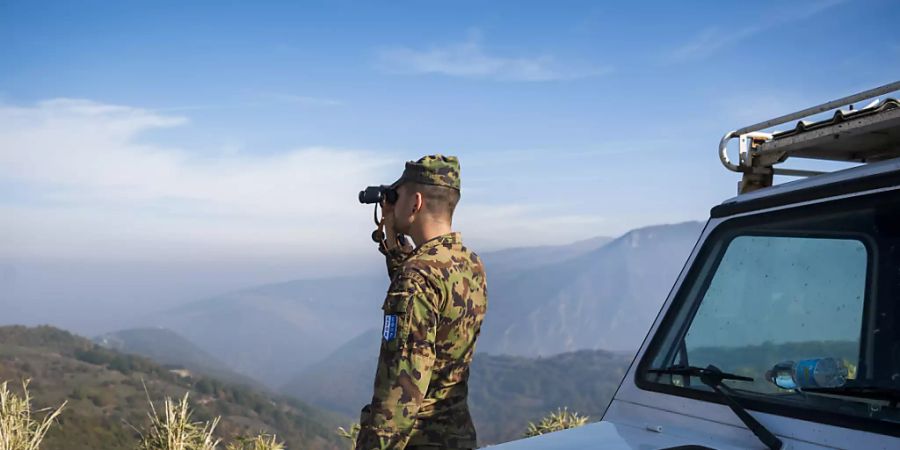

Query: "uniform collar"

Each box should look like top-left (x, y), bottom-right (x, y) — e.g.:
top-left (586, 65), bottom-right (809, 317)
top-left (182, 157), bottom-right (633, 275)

top-left (414, 232), bottom-right (461, 254)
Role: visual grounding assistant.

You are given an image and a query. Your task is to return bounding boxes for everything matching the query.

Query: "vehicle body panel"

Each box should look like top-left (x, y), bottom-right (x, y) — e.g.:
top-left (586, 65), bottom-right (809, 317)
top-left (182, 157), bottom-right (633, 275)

top-left (490, 160), bottom-right (900, 449)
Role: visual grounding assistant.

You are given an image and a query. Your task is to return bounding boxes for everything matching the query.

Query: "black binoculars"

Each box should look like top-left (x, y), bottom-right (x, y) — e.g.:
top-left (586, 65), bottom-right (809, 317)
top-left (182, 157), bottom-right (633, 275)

top-left (359, 185), bottom-right (399, 204)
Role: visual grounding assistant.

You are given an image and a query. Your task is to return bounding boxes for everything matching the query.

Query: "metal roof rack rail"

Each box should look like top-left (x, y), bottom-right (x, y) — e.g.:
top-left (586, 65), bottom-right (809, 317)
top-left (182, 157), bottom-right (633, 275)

top-left (719, 80), bottom-right (900, 194)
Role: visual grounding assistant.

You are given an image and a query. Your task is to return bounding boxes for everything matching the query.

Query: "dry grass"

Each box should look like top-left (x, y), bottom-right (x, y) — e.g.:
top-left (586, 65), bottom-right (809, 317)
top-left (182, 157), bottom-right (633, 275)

top-left (224, 434), bottom-right (284, 450)
top-left (524, 407), bottom-right (589, 438)
top-left (136, 392), bottom-right (221, 450)
top-left (0, 379), bottom-right (66, 450)
top-left (134, 385), bottom-right (287, 450)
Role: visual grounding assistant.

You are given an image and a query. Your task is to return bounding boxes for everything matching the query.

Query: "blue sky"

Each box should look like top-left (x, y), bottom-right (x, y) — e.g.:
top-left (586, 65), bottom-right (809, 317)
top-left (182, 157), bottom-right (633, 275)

top-left (1, 0), bottom-right (899, 264)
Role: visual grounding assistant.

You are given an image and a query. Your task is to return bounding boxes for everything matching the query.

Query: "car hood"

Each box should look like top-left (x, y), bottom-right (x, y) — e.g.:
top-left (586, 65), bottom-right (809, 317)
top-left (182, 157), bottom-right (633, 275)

top-left (485, 420), bottom-right (729, 449)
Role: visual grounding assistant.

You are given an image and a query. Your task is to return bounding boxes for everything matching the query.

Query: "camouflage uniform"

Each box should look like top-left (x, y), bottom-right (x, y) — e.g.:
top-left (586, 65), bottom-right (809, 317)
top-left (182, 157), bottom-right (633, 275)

top-left (355, 155), bottom-right (488, 450)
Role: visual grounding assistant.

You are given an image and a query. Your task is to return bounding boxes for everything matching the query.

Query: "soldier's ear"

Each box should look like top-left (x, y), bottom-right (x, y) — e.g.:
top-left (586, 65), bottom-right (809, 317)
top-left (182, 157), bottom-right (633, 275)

top-left (413, 192), bottom-right (423, 214)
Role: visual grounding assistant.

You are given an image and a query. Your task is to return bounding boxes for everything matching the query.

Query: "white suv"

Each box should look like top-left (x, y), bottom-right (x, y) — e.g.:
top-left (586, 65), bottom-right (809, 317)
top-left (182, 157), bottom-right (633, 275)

top-left (491, 82), bottom-right (900, 450)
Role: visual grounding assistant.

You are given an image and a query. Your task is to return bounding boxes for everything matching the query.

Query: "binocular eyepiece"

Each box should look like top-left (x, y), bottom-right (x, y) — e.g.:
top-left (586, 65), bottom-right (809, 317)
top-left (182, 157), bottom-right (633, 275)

top-left (359, 185), bottom-right (399, 204)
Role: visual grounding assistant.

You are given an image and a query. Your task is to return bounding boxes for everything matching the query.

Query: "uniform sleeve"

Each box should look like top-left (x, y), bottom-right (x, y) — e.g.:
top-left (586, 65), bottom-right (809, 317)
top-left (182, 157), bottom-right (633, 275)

top-left (355, 270), bottom-right (438, 450)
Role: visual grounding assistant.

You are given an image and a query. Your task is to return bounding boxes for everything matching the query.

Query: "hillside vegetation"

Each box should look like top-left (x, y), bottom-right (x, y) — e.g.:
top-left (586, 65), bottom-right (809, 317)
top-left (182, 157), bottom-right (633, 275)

top-left (83, 325), bottom-right (634, 445)
top-left (0, 326), bottom-right (344, 450)
top-left (282, 328), bottom-right (632, 445)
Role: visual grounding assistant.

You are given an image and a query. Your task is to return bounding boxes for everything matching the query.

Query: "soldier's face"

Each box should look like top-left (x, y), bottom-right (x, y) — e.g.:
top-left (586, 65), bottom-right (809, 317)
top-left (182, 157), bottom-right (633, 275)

top-left (392, 183), bottom-right (420, 234)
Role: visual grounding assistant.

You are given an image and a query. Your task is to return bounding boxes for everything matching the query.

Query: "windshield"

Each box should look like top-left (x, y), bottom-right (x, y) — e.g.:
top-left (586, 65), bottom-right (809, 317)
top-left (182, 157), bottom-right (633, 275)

top-left (639, 190), bottom-right (900, 434)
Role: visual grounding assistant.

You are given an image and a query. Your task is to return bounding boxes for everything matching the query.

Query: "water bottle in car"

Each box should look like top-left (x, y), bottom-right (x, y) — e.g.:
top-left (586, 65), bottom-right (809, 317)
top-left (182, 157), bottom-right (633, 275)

top-left (766, 357), bottom-right (848, 390)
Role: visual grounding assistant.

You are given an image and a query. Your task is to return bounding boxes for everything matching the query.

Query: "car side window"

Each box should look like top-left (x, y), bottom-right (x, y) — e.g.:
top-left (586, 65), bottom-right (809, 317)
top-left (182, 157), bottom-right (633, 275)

top-left (681, 236), bottom-right (867, 393)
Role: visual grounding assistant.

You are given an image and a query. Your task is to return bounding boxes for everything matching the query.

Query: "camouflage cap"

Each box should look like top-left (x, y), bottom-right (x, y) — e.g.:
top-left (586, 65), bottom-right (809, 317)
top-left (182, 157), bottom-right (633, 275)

top-left (391, 154), bottom-right (461, 191)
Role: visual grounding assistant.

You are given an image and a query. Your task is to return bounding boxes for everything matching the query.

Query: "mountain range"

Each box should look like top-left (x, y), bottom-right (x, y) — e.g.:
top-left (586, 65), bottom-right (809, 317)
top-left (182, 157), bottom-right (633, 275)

top-left (143, 221), bottom-right (702, 388)
top-left (478, 221), bottom-right (704, 356)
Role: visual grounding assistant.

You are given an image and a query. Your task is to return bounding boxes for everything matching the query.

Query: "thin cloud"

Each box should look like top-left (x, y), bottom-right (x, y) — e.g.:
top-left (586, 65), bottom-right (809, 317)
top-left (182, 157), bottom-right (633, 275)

top-left (456, 204), bottom-right (608, 250)
top-left (665, 0), bottom-right (848, 64)
top-left (666, 26), bottom-right (761, 63)
top-left (376, 32), bottom-right (611, 81)
top-left (255, 92), bottom-right (344, 107)
top-left (0, 98), bottom-right (393, 260)
top-left (0, 98), bottom-right (616, 261)
top-left (150, 93), bottom-right (343, 113)
top-left (714, 91), bottom-right (818, 126)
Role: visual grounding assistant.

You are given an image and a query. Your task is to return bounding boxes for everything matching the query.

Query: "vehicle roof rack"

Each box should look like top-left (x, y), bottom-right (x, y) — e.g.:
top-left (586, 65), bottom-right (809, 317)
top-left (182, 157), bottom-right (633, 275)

top-left (719, 80), bottom-right (900, 194)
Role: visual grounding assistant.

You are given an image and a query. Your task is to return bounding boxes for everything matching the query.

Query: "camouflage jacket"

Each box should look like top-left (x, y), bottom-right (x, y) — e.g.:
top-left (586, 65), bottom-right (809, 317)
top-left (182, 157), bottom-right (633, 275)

top-left (355, 232), bottom-right (488, 450)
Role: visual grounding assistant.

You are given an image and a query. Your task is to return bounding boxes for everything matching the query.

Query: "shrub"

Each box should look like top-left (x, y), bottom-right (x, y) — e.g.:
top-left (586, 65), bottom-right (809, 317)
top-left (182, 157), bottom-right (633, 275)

top-left (524, 407), bottom-right (589, 438)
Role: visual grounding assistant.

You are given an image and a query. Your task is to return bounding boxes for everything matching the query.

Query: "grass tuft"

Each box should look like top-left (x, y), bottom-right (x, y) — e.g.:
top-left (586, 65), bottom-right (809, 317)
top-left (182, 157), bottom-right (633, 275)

top-left (224, 434), bottom-right (284, 450)
top-left (524, 407), bottom-right (589, 438)
top-left (136, 392), bottom-right (220, 450)
top-left (0, 379), bottom-right (66, 450)
top-left (336, 423), bottom-right (359, 449)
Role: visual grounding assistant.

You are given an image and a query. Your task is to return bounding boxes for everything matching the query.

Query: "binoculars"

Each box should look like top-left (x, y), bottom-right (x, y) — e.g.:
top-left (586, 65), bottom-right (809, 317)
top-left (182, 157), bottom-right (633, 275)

top-left (359, 185), bottom-right (398, 204)
top-left (360, 185), bottom-right (404, 243)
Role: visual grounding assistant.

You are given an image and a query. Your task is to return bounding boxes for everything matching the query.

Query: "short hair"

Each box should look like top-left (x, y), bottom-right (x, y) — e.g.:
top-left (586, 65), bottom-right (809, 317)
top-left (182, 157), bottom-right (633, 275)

top-left (410, 182), bottom-right (460, 221)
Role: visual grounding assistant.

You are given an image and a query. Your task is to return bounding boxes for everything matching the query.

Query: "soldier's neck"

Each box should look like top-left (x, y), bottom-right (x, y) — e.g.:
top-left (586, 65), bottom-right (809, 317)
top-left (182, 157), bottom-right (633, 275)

top-left (410, 221), bottom-right (452, 248)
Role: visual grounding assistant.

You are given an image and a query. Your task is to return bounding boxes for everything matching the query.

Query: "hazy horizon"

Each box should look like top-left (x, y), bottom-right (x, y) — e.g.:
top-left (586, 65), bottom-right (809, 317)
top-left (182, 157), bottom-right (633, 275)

top-left (3, 0), bottom-right (898, 337)
top-left (0, 219), bottom-right (700, 336)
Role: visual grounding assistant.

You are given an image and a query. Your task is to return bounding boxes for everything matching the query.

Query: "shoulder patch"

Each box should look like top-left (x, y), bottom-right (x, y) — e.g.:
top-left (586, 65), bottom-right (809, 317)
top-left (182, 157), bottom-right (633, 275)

top-left (401, 269), bottom-right (427, 286)
top-left (382, 314), bottom-right (398, 341)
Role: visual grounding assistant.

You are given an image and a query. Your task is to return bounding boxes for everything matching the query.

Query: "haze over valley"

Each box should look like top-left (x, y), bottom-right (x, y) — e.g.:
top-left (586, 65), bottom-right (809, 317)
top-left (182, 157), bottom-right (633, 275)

top-left (2, 220), bottom-right (704, 445)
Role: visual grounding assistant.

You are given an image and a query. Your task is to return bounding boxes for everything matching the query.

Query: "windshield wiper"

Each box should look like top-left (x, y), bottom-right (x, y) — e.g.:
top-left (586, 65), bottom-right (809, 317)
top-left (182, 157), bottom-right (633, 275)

top-left (802, 385), bottom-right (900, 408)
top-left (649, 365), bottom-right (754, 382)
top-left (648, 365), bottom-right (783, 450)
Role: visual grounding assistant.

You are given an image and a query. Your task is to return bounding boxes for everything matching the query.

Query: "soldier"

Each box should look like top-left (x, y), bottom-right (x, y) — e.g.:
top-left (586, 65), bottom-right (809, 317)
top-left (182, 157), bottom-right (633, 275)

top-left (355, 155), bottom-right (488, 450)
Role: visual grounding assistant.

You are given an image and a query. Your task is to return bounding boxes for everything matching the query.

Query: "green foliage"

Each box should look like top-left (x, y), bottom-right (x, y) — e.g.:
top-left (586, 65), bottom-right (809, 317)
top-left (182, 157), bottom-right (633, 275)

top-left (0, 379), bottom-right (66, 450)
top-left (335, 423), bottom-right (359, 450)
top-left (524, 407), bottom-right (589, 438)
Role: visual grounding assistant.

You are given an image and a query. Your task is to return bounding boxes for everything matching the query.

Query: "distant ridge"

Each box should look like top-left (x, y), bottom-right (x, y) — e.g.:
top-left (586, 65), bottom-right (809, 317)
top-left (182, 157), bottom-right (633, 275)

top-left (480, 235), bottom-right (614, 273)
top-left (94, 327), bottom-right (260, 388)
top-left (477, 221), bottom-right (704, 355)
top-left (150, 275), bottom-right (385, 387)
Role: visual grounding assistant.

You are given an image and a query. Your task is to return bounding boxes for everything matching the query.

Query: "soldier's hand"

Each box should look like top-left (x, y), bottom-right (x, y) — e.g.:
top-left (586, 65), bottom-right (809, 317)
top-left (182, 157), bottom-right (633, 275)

top-left (380, 200), bottom-right (411, 252)
top-left (380, 200), bottom-right (400, 250)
